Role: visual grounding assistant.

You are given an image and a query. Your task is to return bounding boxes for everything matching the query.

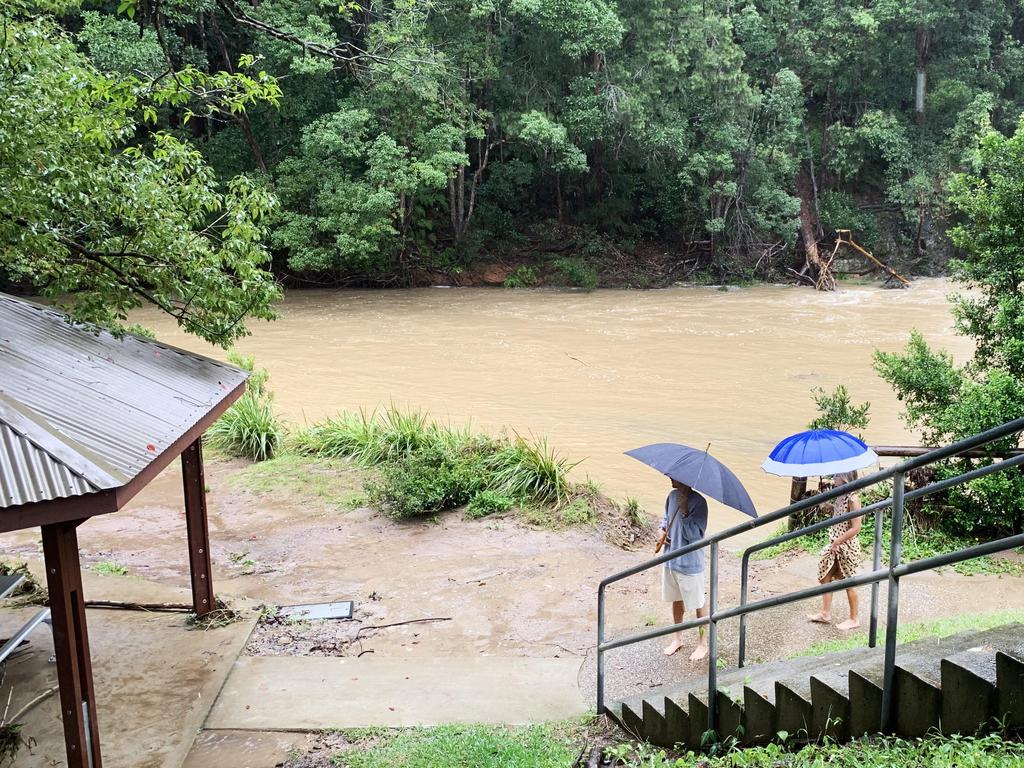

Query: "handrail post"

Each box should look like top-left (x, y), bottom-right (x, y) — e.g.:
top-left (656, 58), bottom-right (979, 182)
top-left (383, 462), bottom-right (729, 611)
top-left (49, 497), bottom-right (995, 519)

top-left (880, 472), bottom-right (905, 732)
top-left (707, 541), bottom-right (719, 737)
top-left (738, 552), bottom-right (749, 668)
top-left (868, 504), bottom-right (883, 647)
top-left (597, 584), bottom-right (606, 714)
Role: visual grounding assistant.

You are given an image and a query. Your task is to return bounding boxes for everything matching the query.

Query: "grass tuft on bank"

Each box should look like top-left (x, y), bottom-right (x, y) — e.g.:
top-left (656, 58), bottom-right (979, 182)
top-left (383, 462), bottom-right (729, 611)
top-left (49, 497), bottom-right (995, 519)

top-left (207, 351), bottom-right (284, 462)
top-left (290, 406), bottom-right (608, 525)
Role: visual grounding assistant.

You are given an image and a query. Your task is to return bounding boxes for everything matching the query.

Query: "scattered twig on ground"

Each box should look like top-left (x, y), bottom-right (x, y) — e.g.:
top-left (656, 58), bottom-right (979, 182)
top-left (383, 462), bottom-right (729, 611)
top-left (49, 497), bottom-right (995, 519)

top-left (353, 617), bottom-right (452, 640)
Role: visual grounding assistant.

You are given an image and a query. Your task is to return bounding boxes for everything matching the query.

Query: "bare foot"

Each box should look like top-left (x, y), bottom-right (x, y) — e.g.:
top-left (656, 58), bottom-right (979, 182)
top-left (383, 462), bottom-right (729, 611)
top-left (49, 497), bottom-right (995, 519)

top-left (663, 638), bottom-right (684, 656)
top-left (836, 619), bottom-right (860, 631)
top-left (689, 644), bottom-right (709, 662)
top-left (806, 612), bottom-right (832, 624)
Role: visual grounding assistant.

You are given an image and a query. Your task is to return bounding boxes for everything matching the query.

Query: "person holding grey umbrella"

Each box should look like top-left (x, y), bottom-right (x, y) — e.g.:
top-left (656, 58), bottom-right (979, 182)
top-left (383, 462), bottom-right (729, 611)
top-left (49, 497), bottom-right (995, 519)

top-left (659, 479), bottom-right (710, 659)
top-left (626, 442), bottom-right (758, 661)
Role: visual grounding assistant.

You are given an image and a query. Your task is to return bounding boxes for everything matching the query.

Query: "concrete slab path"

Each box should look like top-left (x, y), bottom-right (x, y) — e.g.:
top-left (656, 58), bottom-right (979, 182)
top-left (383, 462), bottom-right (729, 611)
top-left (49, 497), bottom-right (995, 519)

top-left (206, 656), bottom-right (588, 729)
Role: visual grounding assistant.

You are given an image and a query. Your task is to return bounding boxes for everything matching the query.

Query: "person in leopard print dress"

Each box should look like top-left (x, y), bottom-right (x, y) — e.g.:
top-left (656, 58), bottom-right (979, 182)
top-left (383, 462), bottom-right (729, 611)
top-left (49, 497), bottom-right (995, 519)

top-left (807, 471), bottom-right (863, 631)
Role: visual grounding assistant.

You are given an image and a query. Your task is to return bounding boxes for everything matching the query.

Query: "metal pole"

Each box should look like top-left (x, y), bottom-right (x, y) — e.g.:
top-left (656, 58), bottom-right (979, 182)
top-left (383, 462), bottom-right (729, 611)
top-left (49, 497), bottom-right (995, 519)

top-left (597, 584), bottom-right (606, 714)
top-left (738, 553), bottom-right (749, 668)
top-left (182, 438), bottom-right (216, 616)
top-left (880, 472), bottom-right (905, 732)
top-left (869, 505), bottom-right (883, 647)
top-left (707, 541), bottom-right (719, 735)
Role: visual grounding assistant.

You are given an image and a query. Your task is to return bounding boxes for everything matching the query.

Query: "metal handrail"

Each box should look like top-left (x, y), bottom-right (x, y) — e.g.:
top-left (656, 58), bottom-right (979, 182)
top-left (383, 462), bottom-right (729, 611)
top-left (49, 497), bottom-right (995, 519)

top-left (596, 415), bottom-right (1024, 736)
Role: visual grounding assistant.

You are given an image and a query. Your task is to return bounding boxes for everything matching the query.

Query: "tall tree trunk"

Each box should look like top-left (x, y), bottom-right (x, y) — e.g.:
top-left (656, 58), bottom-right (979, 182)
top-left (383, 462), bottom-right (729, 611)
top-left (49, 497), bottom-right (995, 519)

top-left (915, 27), bottom-right (929, 125)
top-left (796, 168), bottom-right (833, 290)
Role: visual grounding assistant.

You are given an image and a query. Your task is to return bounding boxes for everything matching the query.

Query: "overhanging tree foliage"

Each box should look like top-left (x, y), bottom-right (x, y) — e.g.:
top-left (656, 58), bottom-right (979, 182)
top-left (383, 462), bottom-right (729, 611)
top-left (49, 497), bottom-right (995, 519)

top-left (0, 0), bottom-right (282, 345)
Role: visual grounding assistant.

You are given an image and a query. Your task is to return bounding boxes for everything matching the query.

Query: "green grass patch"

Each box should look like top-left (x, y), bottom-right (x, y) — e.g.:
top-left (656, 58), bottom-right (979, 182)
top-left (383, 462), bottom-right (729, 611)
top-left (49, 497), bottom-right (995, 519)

top-left (608, 733), bottom-right (1024, 767)
top-left (330, 722), bottom-right (594, 768)
top-left (229, 454), bottom-right (367, 511)
top-left (793, 607), bottom-right (1024, 657)
top-left (92, 561), bottom-right (129, 576)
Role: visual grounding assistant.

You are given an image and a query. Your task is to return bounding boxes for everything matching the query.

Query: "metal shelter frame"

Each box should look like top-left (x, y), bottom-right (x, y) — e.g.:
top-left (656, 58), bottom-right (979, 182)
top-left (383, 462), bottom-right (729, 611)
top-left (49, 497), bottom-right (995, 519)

top-left (597, 416), bottom-right (1024, 736)
top-left (1, 294), bottom-right (246, 768)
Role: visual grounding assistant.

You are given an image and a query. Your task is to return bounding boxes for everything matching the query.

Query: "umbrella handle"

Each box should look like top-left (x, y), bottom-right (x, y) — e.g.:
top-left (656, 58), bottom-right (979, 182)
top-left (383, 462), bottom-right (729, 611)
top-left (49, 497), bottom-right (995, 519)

top-left (654, 528), bottom-right (668, 554)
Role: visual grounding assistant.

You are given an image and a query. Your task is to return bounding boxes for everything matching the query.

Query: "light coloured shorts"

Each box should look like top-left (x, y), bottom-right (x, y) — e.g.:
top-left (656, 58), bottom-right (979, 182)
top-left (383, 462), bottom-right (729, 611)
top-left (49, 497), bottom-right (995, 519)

top-left (661, 566), bottom-right (706, 609)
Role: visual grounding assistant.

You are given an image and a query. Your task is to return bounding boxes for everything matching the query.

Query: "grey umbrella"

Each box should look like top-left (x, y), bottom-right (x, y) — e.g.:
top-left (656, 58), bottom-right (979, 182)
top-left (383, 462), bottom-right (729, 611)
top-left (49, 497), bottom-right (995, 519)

top-left (626, 443), bottom-right (758, 517)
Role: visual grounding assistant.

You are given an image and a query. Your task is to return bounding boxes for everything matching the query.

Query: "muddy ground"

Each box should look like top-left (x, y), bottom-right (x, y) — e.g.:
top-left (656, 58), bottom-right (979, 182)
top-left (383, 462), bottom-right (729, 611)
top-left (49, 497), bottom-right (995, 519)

top-left (3, 455), bottom-right (1024, 767)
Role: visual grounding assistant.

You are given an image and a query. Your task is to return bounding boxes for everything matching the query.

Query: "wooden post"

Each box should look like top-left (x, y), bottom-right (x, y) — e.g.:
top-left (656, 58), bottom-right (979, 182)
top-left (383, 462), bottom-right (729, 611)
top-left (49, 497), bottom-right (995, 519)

top-left (182, 438), bottom-right (215, 616)
top-left (41, 520), bottom-right (103, 768)
top-left (788, 477), bottom-right (807, 531)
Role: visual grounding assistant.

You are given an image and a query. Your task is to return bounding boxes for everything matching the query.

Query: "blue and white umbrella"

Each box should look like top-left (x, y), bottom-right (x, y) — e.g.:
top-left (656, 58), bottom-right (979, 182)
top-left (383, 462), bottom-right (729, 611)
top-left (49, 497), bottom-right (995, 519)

top-left (762, 429), bottom-right (878, 477)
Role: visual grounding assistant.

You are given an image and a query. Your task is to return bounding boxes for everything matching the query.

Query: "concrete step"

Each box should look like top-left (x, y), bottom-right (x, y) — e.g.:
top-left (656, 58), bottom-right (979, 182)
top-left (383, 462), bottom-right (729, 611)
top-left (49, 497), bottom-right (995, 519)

top-left (606, 623), bottom-right (1024, 750)
top-left (941, 646), bottom-right (1000, 735)
top-left (997, 644), bottom-right (1024, 732)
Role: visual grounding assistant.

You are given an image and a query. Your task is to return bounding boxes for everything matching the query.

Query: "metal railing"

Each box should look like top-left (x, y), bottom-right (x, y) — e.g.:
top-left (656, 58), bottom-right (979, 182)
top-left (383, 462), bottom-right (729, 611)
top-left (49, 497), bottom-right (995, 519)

top-left (596, 416), bottom-right (1024, 736)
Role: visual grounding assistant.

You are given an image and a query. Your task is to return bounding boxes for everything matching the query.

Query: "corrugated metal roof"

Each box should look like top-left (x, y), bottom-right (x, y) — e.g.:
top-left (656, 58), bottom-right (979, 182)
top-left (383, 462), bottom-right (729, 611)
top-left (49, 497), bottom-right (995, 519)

top-left (0, 294), bottom-right (248, 508)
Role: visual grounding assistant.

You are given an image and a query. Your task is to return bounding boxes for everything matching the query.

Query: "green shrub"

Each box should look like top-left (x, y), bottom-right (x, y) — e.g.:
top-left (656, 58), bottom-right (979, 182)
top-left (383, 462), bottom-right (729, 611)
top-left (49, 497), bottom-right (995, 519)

top-left (293, 408), bottom-right (598, 525)
top-left (207, 352), bottom-right (283, 462)
top-left (466, 490), bottom-right (515, 519)
top-left (367, 444), bottom-right (489, 519)
top-left (550, 257), bottom-right (599, 291)
top-left (503, 265), bottom-right (538, 288)
top-left (486, 435), bottom-right (579, 505)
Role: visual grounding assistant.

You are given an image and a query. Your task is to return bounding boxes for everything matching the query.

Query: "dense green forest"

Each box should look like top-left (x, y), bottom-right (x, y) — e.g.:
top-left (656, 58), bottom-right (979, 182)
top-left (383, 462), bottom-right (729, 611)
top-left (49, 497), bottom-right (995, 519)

top-left (3, 0), bottom-right (1024, 292)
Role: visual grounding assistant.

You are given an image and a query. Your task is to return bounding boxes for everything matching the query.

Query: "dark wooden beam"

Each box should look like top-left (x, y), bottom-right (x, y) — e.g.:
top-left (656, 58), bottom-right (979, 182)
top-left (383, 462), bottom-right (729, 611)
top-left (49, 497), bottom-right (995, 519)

top-left (41, 520), bottom-right (103, 768)
top-left (182, 438), bottom-right (215, 616)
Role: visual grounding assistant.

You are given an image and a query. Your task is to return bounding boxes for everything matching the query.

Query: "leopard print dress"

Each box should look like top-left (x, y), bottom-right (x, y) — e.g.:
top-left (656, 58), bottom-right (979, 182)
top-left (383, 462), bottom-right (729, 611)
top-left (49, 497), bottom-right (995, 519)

top-left (816, 493), bottom-right (863, 582)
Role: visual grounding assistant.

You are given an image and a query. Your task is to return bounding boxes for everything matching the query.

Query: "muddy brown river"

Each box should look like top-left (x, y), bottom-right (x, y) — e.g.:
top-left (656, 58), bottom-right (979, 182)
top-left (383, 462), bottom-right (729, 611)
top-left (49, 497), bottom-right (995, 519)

top-left (133, 278), bottom-right (971, 531)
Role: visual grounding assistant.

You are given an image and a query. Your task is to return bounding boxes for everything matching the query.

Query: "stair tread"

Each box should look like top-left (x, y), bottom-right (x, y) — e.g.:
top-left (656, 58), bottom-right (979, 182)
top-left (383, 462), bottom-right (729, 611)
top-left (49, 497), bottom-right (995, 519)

top-left (943, 647), bottom-right (999, 685)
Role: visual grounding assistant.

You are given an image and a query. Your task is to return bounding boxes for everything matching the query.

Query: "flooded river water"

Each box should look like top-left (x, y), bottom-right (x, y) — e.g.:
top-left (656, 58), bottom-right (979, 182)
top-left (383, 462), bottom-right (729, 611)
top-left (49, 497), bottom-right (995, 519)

top-left (134, 278), bottom-right (971, 531)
